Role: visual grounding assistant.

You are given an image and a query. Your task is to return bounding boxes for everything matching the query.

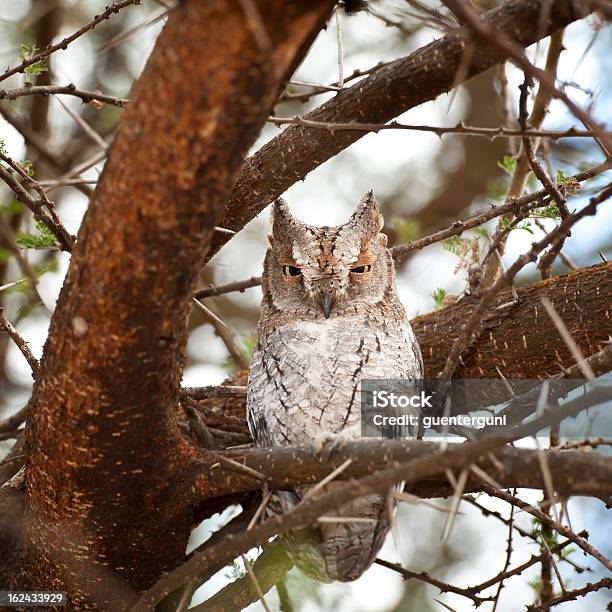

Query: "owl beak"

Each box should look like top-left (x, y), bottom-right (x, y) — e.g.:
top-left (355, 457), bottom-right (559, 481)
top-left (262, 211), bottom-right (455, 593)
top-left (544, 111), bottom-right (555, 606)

top-left (318, 292), bottom-right (335, 319)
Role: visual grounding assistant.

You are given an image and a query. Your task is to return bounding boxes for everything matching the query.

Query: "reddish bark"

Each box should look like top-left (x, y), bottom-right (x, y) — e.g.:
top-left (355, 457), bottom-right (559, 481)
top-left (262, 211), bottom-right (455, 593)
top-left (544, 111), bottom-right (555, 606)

top-left (14, 1), bottom-right (333, 608)
top-left (413, 262), bottom-right (612, 378)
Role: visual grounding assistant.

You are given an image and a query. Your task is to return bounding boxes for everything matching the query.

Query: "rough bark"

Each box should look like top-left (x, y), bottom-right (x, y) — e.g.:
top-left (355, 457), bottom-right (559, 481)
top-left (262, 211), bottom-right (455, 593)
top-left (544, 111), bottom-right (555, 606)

top-left (413, 262), bottom-right (611, 379)
top-left (13, 1), bottom-right (333, 608)
top-left (191, 440), bottom-right (612, 502)
top-left (208, 0), bottom-right (592, 259)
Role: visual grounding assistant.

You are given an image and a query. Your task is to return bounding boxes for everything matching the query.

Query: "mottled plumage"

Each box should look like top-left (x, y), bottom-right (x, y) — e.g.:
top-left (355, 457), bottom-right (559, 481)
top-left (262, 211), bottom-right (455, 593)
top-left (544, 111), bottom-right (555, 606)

top-left (247, 191), bottom-right (423, 582)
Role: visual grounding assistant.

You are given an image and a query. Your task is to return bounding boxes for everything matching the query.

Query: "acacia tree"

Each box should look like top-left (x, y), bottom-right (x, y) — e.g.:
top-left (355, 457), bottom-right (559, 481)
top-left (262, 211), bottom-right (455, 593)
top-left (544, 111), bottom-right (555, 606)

top-left (0, 1), bottom-right (610, 611)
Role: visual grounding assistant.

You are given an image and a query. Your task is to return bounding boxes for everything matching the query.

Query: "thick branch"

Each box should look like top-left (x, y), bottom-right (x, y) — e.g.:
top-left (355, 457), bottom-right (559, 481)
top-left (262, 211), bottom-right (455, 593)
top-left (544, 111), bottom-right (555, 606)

top-left (194, 440), bottom-right (612, 501)
top-left (209, 0), bottom-right (593, 259)
top-left (413, 262), bottom-right (611, 379)
top-left (133, 437), bottom-right (504, 610)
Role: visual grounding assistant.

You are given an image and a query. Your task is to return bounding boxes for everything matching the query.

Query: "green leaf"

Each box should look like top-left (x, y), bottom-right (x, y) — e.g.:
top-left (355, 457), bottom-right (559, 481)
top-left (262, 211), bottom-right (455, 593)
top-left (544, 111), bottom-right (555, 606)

top-left (15, 220), bottom-right (58, 249)
top-left (497, 155), bottom-right (516, 175)
top-left (19, 44), bottom-right (47, 76)
top-left (443, 235), bottom-right (463, 256)
top-left (224, 559), bottom-right (246, 580)
top-left (515, 220), bottom-right (534, 234)
top-left (532, 203), bottom-right (561, 219)
top-left (555, 168), bottom-right (580, 196)
top-left (20, 159), bottom-right (34, 177)
top-left (432, 288), bottom-right (446, 310)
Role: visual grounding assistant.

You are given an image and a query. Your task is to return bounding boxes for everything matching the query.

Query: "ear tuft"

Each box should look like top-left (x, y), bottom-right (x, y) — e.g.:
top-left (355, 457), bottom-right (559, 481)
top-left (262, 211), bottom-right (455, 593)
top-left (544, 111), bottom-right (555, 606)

top-left (271, 197), bottom-right (301, 244)
top-left (347, 190), bottom-right (384, 240)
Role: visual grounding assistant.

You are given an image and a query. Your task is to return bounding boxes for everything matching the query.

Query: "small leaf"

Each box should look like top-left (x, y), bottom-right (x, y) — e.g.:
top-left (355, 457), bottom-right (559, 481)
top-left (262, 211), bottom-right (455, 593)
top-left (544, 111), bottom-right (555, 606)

top-left (515, 221), bottom-right (534, 234)
top-left (20, 159), bottom-right (34, 177)
top-left (15, 220), bottom-right (58, 250)
top-left (532, 203), bottom-right (561, 219)
top-left (443, 235), bottom-right (463, 256)
top-left (19, 44), bottom-right (47, 76)
top-left (432, 288), bottom-right (446, 310)
top-left (497, 155), bottom-right (516, 175)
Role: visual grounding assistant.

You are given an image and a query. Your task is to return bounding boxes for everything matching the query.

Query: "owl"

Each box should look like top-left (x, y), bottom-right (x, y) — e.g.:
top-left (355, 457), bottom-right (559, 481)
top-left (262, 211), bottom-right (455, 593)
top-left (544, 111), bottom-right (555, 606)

top-left (247, 191), bottom-right (423, 582)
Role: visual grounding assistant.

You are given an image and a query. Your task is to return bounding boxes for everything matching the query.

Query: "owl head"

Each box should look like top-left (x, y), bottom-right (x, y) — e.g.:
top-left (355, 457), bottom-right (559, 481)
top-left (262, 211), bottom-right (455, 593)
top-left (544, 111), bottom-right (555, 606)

top-left (262, 191), bottom-right (397, 319)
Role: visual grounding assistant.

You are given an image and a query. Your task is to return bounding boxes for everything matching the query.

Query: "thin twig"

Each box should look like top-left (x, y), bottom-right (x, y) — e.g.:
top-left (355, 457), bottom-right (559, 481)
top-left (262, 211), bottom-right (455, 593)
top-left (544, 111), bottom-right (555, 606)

top-left (268, 116), bottom-right (609, 141)
top-left (0, 83), bottom-right (129, 107)
top-left (241, 554), bottom-right (271, 612)
top-left (526, 577), bottom-right (612, 611)
top-left (0, 0), bottom-right (142, 83)
top-left (484, 486), bottom-right (612, 572)
top-left (441, 0), bottom-right (611, 156)
top-left (375, 558), bottom-right (493, 606)
top-left (0, 308), bottom-right (39, 377)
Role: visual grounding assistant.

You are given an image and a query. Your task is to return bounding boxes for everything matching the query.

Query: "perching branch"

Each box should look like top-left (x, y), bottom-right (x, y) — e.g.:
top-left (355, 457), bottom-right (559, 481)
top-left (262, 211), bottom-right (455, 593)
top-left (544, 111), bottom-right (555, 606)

top-left (132, 437), bottom-right (505, 611)
top-left (192, 440), bottom-right (612, 502)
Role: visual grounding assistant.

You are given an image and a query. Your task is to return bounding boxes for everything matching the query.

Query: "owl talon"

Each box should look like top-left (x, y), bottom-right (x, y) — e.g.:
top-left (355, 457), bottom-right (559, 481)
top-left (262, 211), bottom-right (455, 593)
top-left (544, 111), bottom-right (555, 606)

top-left (312, 432), bottom-right (349, 462)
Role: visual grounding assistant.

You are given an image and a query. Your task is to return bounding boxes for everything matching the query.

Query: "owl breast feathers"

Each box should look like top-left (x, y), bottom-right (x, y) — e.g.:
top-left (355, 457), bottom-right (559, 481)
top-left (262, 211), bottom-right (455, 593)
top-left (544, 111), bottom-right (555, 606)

top-left (247, 191), bottom-right (423, 582)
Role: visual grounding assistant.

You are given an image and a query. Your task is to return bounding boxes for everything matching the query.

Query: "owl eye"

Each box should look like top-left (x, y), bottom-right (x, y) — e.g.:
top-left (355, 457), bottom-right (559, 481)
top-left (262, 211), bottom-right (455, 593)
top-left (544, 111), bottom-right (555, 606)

top-left (350, 264), bottom-right (371, 273)
top-left (283, 265), bottom-right (302, 277)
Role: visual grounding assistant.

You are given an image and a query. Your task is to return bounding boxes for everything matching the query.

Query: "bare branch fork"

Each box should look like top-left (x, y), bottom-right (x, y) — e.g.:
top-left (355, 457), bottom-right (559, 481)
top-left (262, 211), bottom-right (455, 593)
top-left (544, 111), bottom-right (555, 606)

top-left (208, 0), bottom-right (601, 259)
top-left (438, 182), bottom-right (612, 380)
top-left (0, 0), bottom-right (142, 84)
top-left (440, 0), bottom-right (611, 157)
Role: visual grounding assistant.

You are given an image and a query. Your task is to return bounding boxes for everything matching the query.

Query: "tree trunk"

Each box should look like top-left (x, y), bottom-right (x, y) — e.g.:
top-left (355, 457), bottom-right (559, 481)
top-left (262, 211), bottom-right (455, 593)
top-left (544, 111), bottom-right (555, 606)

top-left (11, 2), bottom-right (333, 609)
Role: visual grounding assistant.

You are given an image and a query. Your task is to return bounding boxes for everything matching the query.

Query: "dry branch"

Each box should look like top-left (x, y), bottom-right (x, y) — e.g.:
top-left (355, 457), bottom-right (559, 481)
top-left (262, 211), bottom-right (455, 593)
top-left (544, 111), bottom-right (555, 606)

top-left (0, 84), bottom-right (129, 107)
top-left (0, 0), bottom-right (141, 84)
top-left (133, 437), bottom-right (504, 610)
top-left (267, 116), bottom-right (610, 141)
